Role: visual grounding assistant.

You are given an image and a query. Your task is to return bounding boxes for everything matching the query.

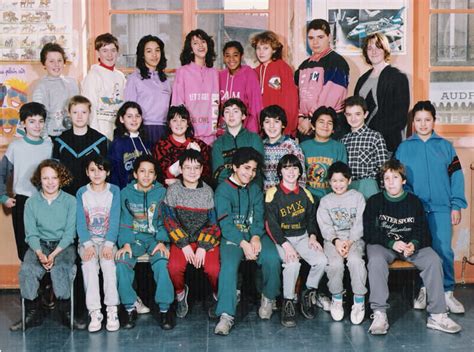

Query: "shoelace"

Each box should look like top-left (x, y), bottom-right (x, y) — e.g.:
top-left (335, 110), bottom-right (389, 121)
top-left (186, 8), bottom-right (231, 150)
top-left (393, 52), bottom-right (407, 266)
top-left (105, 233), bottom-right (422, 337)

top-left (284, 301), bottom-right (296, 317)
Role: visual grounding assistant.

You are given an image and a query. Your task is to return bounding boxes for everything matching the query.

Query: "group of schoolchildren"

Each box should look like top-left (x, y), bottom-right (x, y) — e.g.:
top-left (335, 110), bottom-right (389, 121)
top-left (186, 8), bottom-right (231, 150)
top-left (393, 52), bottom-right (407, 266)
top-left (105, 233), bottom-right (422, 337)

top-left (0, 18), bottom-right (467, 338)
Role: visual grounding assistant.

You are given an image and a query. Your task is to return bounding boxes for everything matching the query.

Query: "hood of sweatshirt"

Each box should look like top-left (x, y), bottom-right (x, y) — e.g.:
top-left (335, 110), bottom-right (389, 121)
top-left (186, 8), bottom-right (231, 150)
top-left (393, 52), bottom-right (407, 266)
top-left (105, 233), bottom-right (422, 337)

top-left (219, 65), bottom-right (255, 99)
top-left (121, 180), bottom-right (166, 235)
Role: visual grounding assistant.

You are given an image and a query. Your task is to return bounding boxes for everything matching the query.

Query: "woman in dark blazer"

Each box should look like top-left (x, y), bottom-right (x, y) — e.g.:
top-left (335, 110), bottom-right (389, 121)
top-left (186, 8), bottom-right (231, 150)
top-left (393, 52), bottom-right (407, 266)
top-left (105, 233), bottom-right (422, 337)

top-left (354, 33), bottom-right (409, 153)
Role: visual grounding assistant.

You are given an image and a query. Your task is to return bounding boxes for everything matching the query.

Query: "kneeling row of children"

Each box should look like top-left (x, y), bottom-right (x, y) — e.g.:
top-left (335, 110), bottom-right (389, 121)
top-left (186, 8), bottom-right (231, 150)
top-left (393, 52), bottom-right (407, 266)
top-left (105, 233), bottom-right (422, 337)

top-left (13, 148), bottom-right (462, 336)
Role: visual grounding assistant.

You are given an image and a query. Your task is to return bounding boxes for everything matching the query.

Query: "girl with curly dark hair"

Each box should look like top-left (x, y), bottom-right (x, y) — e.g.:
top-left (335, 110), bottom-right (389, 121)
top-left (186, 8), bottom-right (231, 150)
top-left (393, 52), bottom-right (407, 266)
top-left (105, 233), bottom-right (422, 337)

top-left (172, 29), bottom-right (219, 145)
top-left (124, 35), bottom-right (171, 144)
top-left (10, 159), bottom-right (77, 331)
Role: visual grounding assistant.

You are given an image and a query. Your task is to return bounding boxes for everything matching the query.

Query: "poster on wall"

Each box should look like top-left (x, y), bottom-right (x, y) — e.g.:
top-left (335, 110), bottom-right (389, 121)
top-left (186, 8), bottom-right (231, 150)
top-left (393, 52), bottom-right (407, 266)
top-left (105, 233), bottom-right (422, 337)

top-left (0, 65), bottom-right (29, 153)
top-left (1, 0), bottom-right (75, 62)
top-left (309, 0), bottom-right (407, 56)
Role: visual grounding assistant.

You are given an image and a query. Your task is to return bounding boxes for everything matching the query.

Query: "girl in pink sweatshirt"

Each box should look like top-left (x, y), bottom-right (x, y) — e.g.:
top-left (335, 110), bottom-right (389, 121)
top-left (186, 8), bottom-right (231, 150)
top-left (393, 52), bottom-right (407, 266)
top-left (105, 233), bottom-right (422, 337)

top-left (172, 29), bottom-right (219, 145)
top-left (218, 41), bottom-right (262, 135)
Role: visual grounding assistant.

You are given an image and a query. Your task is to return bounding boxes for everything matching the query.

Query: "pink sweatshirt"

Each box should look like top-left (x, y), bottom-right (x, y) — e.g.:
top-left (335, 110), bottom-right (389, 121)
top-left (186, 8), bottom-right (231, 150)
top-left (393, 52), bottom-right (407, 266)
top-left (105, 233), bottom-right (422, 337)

top-left (172, 62), bottom-right (219, 145)
top-left (219, 65), bottom-right (263, 134)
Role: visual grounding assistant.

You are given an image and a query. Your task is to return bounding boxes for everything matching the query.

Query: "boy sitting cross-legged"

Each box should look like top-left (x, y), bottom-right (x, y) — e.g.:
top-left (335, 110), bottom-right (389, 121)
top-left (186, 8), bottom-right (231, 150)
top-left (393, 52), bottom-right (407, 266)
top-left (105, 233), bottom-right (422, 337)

top-left (317, 161), bottom-right (367, 324)
top-left (214, 147), bottom-right (281, 335)
top-left (363, 159), bottom-right (461, 335)
top-left (162, 149), bottom-right (221, 319)
top-left (265, 154), bottom-right (327, 328)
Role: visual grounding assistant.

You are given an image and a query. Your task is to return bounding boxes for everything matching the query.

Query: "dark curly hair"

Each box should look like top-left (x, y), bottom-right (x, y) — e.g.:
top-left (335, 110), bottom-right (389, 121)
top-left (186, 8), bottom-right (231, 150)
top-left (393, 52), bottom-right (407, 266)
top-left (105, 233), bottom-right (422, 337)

top-left (136, 35), bottom-right (167, 82)
top-left (166, 105), bottom-right (194, 139)
top-left (31, 159), bottom-right (73, 189)
top-left (179, 29), bottom-right (216, 68)
top-left (114, 101), bottom-right (145, 138)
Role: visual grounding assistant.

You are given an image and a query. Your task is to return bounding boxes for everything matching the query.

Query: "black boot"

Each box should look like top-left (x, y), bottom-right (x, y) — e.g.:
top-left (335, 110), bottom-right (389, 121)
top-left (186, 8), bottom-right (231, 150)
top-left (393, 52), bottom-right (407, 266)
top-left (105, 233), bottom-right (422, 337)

top-left (300, 288), bottom-right (316, 319)
top-left (58, 299), bottom-right (73, 329)
top-left (10, 298), bottom-right (43, 331)
top-left (159, 309), bottom-right (176, 330)
top-left (40, 274), bottom-right (55, 310)
top-left (122, 309), bottom-right (138, 329)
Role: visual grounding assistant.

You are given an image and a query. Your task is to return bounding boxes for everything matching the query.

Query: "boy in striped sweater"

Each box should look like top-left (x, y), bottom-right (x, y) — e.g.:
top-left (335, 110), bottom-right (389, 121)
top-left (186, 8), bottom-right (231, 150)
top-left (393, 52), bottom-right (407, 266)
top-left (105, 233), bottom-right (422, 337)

top-left (162, 149), bottom-right (221, 320)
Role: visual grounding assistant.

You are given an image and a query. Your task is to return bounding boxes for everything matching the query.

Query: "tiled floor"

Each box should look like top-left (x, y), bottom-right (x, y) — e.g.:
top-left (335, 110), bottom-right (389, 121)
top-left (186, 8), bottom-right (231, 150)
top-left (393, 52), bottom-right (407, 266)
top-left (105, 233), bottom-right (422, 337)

top-left (1, 285), bottom-right (473, 352)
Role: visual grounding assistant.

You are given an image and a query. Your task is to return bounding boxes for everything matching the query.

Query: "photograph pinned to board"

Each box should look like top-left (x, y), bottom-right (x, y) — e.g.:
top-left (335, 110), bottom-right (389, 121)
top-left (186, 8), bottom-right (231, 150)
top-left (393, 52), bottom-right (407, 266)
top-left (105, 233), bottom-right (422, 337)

top-left (308, 0), bottom-right (407, 55)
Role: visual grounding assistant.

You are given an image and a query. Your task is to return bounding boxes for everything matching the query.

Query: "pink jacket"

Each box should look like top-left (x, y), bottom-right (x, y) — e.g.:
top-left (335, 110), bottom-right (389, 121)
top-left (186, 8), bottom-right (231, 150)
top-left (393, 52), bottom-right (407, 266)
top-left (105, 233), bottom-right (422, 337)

top-left (172, 62), bottom-right (219, 145)
top-left (219, 65), bottom-right (262, 134)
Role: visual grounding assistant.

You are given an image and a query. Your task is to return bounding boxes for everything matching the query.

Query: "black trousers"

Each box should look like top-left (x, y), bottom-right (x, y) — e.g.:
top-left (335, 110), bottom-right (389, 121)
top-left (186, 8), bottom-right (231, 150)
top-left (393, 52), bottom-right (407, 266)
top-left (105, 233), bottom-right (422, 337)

top-left (12, 194), bottom-right (29, 261)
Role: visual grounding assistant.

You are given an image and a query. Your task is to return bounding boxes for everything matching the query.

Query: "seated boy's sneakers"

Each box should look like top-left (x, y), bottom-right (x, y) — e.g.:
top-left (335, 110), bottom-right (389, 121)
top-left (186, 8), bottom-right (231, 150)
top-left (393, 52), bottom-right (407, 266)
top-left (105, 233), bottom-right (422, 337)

top-left (176, 285), bottom-right (189, 318)
top-left (122, 309), bottom-right (138, 329)
top-left (313, 293), bottom-right (331, 312)
top-left (135, 297), bottom-right (151, 314)
top-left (258, 294), bottom-right (274, 319)
top-left (350, 302), bottom-right (365, 325)
top-left (445, 291), bottom-right (465, 314)
top-left (330, 299), bottom-right (344, 321)
top-left (281, 299), bottom-right (297, 328)
top-left (368, 311), bottom-right (389, 335)
top-left (159, 310), bottom-right (176, 330)
top-left (414, 287), bottom-right (427, 310)
top-left (106, 306), bottom-right (120, 332)
top-left (427, 313), bottom-right (461, 334)
top-left (214, 313), bottom-right (234, 335)
top-left (300, 289), bottom-right (316, 319)
top-left (88, 310), bottom-right (103, 332)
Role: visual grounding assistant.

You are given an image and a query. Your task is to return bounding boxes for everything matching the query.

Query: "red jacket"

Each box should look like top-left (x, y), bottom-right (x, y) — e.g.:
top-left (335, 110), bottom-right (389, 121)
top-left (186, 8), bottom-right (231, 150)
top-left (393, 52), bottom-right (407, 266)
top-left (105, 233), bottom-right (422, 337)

top-left (255, 59), bottom-right (298, 137)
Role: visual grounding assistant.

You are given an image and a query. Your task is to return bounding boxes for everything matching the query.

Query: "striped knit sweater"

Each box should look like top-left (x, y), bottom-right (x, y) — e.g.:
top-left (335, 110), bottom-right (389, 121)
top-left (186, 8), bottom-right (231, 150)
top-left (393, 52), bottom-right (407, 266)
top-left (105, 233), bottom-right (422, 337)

top-left (161, 180), bottom-right (220, 250)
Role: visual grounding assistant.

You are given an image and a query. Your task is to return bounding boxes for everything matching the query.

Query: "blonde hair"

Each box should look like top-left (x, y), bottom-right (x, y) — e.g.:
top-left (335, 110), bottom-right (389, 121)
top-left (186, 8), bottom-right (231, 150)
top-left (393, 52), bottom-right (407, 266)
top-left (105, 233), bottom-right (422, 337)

top-left (362, 33), bottom-right (391, 65)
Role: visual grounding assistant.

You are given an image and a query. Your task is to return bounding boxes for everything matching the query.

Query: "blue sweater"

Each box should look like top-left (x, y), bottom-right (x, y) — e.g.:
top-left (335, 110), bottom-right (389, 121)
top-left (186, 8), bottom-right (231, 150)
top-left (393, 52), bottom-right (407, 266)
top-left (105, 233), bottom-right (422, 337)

top-left (108, 134), bottom-right (151, 189)
top-left (395, 132), bottom-right (467, 212)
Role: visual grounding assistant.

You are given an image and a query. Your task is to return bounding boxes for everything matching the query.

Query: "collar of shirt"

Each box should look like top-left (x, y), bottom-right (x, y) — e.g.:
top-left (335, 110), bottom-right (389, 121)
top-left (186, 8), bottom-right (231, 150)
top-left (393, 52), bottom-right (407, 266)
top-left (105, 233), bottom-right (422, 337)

top-left (279, 182), bottom-right (299, 195)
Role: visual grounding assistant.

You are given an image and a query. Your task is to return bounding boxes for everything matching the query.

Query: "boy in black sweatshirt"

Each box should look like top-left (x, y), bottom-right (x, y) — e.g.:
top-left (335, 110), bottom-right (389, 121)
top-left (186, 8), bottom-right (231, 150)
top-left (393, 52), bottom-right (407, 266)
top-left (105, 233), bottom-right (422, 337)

top-left (363, 159), bottom-right (461, 335)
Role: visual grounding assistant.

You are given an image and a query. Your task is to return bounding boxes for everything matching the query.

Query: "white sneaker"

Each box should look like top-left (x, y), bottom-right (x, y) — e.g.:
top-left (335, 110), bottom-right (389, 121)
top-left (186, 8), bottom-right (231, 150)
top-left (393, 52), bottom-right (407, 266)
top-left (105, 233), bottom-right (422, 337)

top-left (135, 296), bottom-right (150, 314)
top-left (427, 313), bottom-right (462, 334)
top-left (350, 302), bottom-right (365, 325)
top-left (106, 306), bottom-right (120, 332)
top-left (313, 293), bottom-right (331, 312)
top-left (258, 294), bottom-right (274, 320)
top-left (414, 287), bottom-right (427, 310)
top-left (368, 311), bottom-right (389, 335)
top-left (88, 309), bottom-right (103, 332)
top-left (214, 313), bottom-right (234, 335)
top-left (330, 299), bottom-right (344, 321)
top-left (445, 291), bottom-right (465, 314)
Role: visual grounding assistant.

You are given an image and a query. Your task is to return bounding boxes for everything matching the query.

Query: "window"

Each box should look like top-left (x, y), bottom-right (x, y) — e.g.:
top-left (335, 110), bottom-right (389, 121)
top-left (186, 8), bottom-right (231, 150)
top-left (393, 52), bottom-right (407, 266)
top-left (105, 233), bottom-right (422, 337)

top-left (414, 0), bottom-right (474, 132)
top-left (90, 0), bottom-right (285, 72)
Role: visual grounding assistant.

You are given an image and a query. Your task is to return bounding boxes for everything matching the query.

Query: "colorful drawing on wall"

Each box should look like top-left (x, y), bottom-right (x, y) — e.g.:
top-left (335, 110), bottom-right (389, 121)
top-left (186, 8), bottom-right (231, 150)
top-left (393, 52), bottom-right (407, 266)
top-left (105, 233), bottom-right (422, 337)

top-left (0, 66), bottom-right (29, 153)
top-left (1, 0), bottom-right (75, 62)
